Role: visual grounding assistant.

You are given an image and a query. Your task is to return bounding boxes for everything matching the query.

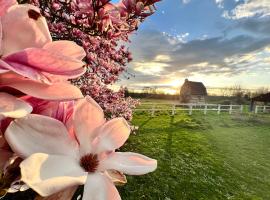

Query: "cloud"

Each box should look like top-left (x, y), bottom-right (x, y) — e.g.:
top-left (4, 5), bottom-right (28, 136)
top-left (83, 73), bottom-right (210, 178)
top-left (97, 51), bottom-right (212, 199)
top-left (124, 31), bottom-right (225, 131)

top-left (223, 0), bottom-right (270, 19)
top-left (121, 29), bottom-right (270, 87)
top-left (133, 61), bottom-right (169, 75)
top-left (215, 0), bottom-right (224, 8)
top-left (233, 17), bottom-right (270, 35)
top-left (182, 0), bottom-right (191, 4)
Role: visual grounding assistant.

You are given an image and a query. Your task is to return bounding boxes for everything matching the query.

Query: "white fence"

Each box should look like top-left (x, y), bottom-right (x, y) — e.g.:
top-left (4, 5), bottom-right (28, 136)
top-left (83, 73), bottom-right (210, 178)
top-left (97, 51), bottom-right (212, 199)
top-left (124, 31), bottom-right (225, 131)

top-left (255, 106), bottom-right (270, 114)
top-left (134, 103), bottom-right (244, 116)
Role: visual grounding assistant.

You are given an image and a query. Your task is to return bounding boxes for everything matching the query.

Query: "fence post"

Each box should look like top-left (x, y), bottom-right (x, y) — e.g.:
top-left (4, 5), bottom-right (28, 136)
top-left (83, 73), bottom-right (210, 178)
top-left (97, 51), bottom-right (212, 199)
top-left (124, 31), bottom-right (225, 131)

top-left (229, 105), bottom-right (232, 114)
top-left (204, 105), bottom-right (207, 115)
top-left (263, 106), bottom-right (266, 113)
top-left (217, 104), bottom-right (221, 115)
top-left (172, 105), bottom-right (176, 116)
top-left (240, 105), bottom-right (243, 113)
top-left (189, 105), bottom-right (193, 115)
top-left (255, 106), bottom-right (258, 114)
top-left (151, 105), bottom-right (155, 117)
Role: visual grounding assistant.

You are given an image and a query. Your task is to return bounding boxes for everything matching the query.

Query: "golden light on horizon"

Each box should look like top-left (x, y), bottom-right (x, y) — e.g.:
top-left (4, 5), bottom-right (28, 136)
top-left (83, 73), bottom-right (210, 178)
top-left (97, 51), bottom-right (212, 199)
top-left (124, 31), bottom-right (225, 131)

top-left (168, 79), bottom-right (182, 89)
top-left (163, 88), bottom-right (178, 95)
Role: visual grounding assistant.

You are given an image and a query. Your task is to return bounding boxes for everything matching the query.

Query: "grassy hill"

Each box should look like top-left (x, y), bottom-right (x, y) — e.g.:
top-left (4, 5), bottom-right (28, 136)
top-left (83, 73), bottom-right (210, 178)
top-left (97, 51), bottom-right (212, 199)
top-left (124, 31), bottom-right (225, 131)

top-left (118, 111), bottom-right (270, 200)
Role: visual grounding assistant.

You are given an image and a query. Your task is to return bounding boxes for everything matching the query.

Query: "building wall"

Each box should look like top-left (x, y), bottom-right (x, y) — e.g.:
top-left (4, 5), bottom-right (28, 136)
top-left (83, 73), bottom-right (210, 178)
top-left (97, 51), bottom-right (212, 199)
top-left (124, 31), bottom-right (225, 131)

top-left (180, 95), bottom-right (206, 103)
top-left (189, 95), bottom-right (206, 104)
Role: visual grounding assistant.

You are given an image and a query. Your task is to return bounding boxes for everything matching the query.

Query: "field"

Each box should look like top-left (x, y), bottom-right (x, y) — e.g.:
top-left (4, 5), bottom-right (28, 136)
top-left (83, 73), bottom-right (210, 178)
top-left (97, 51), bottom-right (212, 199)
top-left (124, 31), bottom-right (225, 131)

top-left (118, 109), bottom-right (270, 200)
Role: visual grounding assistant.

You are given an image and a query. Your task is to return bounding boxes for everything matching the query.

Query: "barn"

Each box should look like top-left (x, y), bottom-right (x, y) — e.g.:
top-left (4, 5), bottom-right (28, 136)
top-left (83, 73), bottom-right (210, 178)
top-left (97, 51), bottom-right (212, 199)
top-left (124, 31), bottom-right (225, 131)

top-left (179, 79), bottom-right (207, 103)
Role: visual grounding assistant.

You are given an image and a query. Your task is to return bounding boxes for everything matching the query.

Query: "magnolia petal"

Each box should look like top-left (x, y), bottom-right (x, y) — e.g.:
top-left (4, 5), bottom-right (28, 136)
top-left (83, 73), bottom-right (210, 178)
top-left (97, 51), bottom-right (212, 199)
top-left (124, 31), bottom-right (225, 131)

top-left (83, 173), bottom-right (121, 200)
top-left (20, 153), bottom-right (87, 197)
top-left (43, 41), bottom-right (86, 60)
top-left (0, 73), bottom-right (83, 100)
top-left (0, 68), bottom-right (9, 74)
top-left (0, 59), bottom-right (11, 74)
top-left (35, 186), bottom-right (78, 200)
top-left (105, 170), bottom-right (127, 186)
top-left (5, 114), bottom-right (79, 158)
top-left (0, 92), bottom-right (32, 118)
top-left (93, 118), bottom-right (130, 154)
top-left (74, 97), bottom-right (105, 154)
top-left (0, 0), bottom-right (17, 16)
top-left (99, 152), bottom-right (157, 175)
top-left (1, 4), bottom-right (51, 56)
top-left (0, 59), bottom-right (51, 83)
top-left (4, 47), bottom-right (86, 80)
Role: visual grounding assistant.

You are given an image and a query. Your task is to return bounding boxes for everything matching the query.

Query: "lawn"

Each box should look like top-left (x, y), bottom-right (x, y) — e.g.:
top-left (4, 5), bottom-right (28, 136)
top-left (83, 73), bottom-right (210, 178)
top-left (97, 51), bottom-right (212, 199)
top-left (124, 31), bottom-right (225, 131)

top-left (118, 111), bottom-right (270, 200)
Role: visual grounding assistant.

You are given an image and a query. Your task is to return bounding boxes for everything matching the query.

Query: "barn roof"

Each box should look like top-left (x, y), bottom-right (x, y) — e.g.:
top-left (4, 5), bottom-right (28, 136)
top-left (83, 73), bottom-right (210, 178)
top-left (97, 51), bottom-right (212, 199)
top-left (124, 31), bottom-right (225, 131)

top-left (251, 92), bottom-right (270, 102)
top-left (180, 79), bottom-right (207, 96)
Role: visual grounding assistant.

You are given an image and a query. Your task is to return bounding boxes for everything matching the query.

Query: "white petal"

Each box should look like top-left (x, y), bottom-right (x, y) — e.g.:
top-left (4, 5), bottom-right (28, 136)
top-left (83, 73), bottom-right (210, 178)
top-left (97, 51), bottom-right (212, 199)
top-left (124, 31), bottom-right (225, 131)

top-left (5, 114), bottom-right (79, 158)
top-left (83, 173), bottom-right (121, 200)
top-left (99, 152), bottom-right (157, 175)
top-left (0, 92), bottom-right (32, 118)
top-left (74, 96), bottom-right (105, 154)
top-left (93, 118), bottom-right (130, 154)
top-left (20, 153), bottom-right (87, 197)
top-left (1, 4), bottom-right (51, 56)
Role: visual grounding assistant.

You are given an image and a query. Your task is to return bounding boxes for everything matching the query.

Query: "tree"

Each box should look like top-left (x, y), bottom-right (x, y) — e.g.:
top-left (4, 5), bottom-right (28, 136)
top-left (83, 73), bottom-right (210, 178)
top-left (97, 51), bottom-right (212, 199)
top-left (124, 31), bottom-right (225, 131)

top-left (22, 0), bottom-right (161, 120)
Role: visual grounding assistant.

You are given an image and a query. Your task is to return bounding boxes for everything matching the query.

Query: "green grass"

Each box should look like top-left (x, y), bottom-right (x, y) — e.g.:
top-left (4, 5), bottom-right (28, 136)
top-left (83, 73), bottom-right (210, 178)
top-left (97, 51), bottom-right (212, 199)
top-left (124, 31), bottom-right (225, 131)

top-left (118, 111), bottom-right (270, 200)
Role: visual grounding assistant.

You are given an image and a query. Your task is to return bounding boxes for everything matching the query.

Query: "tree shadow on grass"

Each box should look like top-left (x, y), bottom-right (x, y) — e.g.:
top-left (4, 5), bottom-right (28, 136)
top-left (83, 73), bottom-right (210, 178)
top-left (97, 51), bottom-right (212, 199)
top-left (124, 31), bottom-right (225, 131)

top-left (138, 117), bottom-right (153, 129)
top-left (162, 116), bottom-right (175, 197)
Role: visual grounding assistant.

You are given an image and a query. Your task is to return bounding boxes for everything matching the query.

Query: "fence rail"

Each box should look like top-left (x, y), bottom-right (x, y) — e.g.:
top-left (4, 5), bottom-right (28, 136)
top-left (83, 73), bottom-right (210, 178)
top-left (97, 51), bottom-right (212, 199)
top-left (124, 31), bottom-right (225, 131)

top-left (255, 106), bottom-right (270, 114)
top-left (134, 103), bottom-right (245, 116)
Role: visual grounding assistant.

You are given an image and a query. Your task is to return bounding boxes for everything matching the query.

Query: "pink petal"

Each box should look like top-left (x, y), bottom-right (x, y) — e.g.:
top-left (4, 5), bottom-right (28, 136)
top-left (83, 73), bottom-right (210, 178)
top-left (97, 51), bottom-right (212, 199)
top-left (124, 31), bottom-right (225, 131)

top-left (0, 59), bottom-right (51, 83)
top-left (1, 4), bottom-right (51, 56)
top-left (0, 59), bottom-right (11, 74)
top-left (24, 97), bottom-right (74, 125)
top-left (0, 92), bottom-right (32, 118)
top-left (93, 118), bottom-right (130, 154)
top-left (83, 173), bottom-right (121, 200)
top-left (3, 47), bottom-right (86, 81)
top-left (5, 114), bottom-right (79, 158)
top-left (99, 152), bottom-right (157, 175)
top-left (0, 72), bottom-right (83, 100)
top-left (73, 97), bottom-right (105, 154)
top-left (0, 0), bottom-right (17, 16)
top-left (43, 41), bottom-right (86, 60)
top-left (20, 153), bottom-right (87, 197)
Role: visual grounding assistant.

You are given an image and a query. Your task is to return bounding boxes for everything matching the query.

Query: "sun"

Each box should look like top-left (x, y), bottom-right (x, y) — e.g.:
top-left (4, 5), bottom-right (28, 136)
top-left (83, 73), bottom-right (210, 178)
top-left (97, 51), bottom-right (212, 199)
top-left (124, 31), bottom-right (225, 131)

top-left (169, 79), bottom-right (182, 89)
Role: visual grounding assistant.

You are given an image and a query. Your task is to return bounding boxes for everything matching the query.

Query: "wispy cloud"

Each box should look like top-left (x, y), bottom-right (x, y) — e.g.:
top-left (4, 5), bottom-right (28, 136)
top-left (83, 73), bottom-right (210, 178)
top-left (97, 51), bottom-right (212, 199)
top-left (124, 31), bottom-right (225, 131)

top-left (182, 0), bottom-right (191, 5)
top-left (215, 0), bottom-right (224, 8)
top-left (223, 0), bottom-right (270, 19)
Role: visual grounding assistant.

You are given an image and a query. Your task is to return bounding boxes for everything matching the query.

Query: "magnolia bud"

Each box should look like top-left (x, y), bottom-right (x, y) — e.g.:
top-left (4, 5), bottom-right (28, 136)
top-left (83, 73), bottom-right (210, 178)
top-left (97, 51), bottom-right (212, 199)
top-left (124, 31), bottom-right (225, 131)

top-left (135, 2), bottom-right (144, 15)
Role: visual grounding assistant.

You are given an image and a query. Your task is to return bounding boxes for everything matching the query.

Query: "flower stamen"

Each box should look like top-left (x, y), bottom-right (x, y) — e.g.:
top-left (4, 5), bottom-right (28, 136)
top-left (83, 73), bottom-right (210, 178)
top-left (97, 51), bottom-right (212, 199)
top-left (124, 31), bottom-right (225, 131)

top-left (80, 154), bottom-right (99, 173)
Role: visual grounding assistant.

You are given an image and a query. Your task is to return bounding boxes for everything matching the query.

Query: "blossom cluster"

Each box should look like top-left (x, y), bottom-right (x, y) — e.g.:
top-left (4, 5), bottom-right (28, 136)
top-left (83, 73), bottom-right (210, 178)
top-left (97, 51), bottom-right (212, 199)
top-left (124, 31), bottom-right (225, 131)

top-left (0, 1), bottom-right (157, 199)
top-left (25, 0), bottom-right (160, 121)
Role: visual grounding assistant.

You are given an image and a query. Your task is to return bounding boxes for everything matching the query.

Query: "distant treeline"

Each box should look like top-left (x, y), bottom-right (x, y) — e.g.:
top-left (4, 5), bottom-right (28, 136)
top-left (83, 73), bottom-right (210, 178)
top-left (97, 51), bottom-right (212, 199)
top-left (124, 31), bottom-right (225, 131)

top-left (126, 92), bottom-right (252, 105)
top-left (126, 92), bottom-right (179, 100)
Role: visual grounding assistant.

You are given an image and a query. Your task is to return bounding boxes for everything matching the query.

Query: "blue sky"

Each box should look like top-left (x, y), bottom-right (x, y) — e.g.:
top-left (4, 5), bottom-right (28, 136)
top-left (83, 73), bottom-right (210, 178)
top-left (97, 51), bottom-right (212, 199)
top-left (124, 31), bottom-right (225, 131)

top-left (117, 0), bottom-right (270, 94)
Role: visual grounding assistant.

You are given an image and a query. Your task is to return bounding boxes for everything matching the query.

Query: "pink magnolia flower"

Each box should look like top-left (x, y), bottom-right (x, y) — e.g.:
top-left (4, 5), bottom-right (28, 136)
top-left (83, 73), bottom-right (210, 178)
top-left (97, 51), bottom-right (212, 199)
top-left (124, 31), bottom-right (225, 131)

top-left (0, 72), bottom-right (83, 100)
top-left (0, 2), bottom-right (86, 83)
top-left (5, 97), bottom-right (157, 199)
